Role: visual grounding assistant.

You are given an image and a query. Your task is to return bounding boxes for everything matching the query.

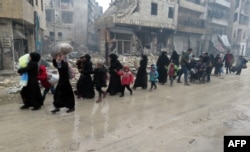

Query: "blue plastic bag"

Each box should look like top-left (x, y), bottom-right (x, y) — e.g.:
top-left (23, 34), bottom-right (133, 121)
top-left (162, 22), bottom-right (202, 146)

top-left (20, 72), bottom-right (28, 87)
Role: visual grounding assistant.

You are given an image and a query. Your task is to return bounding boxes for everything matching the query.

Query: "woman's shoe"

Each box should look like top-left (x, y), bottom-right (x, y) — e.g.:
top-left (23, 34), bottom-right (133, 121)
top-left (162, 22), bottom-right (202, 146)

top-left (20, 105), bottom-right (29, 110)
top-left (51, 108), bottom-right (60, 114)
top-left (66, 108), bottom-right (75, 113)
top-left (31, 107), bottom-right (41, 111)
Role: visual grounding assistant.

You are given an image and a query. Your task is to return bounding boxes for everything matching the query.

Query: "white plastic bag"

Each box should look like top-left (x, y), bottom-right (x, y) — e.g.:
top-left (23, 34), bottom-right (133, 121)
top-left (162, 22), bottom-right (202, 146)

top-left (47, 72), bottom-right (59, 85)
top-left (51, 43), bottom-right (73, 58)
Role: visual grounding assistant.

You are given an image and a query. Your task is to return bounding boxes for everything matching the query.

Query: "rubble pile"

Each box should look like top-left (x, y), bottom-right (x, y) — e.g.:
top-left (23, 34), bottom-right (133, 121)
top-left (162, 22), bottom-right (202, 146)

top-left (0, 76), bottom-right (19, 88)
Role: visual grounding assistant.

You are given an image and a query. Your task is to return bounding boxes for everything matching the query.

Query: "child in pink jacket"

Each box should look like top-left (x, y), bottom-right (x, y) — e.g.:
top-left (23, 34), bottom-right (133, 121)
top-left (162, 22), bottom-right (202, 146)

top-left (116, 66), bottom-right (134, 97)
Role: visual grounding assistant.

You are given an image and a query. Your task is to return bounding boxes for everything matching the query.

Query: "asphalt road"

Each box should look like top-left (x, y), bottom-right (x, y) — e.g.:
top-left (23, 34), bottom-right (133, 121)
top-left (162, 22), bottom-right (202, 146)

top-left (0, 67), bottom-right (250, 152)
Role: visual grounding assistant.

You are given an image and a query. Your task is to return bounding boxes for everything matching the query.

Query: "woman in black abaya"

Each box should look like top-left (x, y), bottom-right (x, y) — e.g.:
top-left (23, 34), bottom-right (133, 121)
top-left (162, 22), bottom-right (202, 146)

top-left (106, 54), bottom-right (123, 95)
top-left (156, 51), bottom-right (170, 84)
top-left (76, 54), bottom-right (95, 99)
top-left (51, 54), bottom-right (75, 113)
top-left (133, 55), bottom-right (148, 90)
top-left (18, 52), bottom-right (43, 110)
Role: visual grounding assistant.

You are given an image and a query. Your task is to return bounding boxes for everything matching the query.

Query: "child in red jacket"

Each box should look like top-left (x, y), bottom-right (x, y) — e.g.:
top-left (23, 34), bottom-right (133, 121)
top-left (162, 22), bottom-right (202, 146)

top-left (116, 66), bottom-right (134, 97)
top-left (38, 65), bottom-right (55, 103)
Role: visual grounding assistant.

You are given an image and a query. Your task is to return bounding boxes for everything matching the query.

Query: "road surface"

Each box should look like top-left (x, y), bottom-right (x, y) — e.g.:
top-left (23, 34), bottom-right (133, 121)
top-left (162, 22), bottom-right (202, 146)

top-left (0, 67), bottom-right (250, 152)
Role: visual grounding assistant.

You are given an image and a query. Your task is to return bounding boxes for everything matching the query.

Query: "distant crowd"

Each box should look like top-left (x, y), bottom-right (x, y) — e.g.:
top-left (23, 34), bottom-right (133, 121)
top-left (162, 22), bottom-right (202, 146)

top-left (16, 49), bottom-right (248, 113)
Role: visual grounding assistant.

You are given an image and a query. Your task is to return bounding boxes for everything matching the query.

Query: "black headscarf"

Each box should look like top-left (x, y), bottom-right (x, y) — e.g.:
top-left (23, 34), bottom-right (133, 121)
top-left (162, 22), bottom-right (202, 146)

top-left (30, 52), bottom-right (41, 63)
top-left (84, 54), bottom-right (91, 61)
top-left (140, 55), bottom-right (148, 69)
top-left (170, 50), bottom-right (179, 65)
top-left (109, 53), bottom-right (118, 61)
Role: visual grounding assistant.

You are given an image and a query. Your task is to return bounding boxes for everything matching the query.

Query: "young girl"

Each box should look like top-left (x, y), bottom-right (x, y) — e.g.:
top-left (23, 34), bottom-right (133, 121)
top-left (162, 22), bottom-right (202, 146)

top-left (51, 54), bottom-right (75, 114)
top-left (116, 66), bottom-right (134, 97)
top-left (168, 62), bottom-right (178, 86)
top-left (215, 57), bottom-right (223, 77)
top-left (93, 62), bottom-right (107, 103)
top-left (37, 65), bottom-right (55, 103)
top-left (149, 64), bottom-right (159, 91)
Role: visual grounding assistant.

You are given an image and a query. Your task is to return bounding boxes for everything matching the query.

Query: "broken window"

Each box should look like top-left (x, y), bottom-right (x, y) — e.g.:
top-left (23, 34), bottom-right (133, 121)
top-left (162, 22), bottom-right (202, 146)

top-left (58, 32), bottom-right (62, 40)
top-left (234, 13), bottom-right (238, 22)
top-left (187, 0), bottom-right (201, 5)
top-left (237, 29), bottom-right (242, 40)
top-left (41, 0), bottom-right (43, 11)
top-left (243, 33), bottom-right (246, 39)
top-left (61, 0), bottom-right (73, 9)
top-left (168, 7), bottom-right (174, 19)
top-left (235, 0), bottom-right (240, 9)
top-left (46, 10), bottom-right (53, 22)
top-left (27, 0), bottom-right (34, 6)
top-left (62, 11), bottom-right (73, 24)
top-left (49, 32), bottom-right (55, 41)
top-left (151, 3), bottom-right (158, 15)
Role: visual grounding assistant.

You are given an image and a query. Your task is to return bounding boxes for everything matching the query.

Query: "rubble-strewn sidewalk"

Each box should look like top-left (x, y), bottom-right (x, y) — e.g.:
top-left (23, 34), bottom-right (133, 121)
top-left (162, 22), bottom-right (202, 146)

top-left (0, 71), bottom-right (21, 104)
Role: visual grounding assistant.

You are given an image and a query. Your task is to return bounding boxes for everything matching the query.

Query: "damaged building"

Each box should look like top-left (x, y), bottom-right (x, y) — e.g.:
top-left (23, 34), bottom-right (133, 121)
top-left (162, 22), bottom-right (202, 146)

top-left (174, 0), bottom-right (206, 56)
top-left (204, 0), bottom-right (232, 55)
top-left (0, 0), bottom-right (46, 70)
top-left (44, 0), bottom-right (102, 54)
top-left (96, 0), bottom-right (250, 57)
top-left (95, 0), bottom-right (178, 56)
top-left (229, 0), bottom-right (250, 56)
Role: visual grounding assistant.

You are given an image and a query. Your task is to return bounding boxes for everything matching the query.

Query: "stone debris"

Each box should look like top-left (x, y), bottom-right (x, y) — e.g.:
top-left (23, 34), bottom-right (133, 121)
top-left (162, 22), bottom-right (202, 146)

top-left (7, 87), bottom-right (22, 94)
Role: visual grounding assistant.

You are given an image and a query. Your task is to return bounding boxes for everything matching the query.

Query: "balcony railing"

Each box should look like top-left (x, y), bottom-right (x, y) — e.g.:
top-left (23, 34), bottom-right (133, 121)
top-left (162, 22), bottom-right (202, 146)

top-left (112, 16), bottom-right (176, 30)
top-left (211, 18), bottom-right (228, 26)
top-left (240, 8), bottom-right (250, 17)
top-left (177, 25), bottom-right (205, 34)
top-left (60, 2), bottom-right (74, 10)
top-left (179, 0), bottom-right (206, 13)
top-left (210, 0), bottom-right (230, 8)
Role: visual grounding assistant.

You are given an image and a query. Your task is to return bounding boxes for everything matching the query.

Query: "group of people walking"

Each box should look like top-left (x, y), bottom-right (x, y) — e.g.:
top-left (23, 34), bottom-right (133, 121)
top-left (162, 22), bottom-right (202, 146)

top-left (17, 49), bottom-right (248, 113)
top-left (18, 52), bottom-right (75, 113)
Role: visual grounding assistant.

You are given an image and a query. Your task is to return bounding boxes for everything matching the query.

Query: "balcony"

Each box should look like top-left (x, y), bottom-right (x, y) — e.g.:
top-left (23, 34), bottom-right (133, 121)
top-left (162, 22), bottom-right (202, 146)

top-left (112, 17), bottom-right (176, 30)
top-left (177, 25), bottom-right (205, 34)
top-left (179, 0), bottom-right (205, 13)
top-left (211, 18), bottom-right (228, 26)
top-left (210, 0), bottom-right (230, 8)
top-left (240, 9), bottom-right (250, 17)
top-left (60, 2), bottom-right (74, 10)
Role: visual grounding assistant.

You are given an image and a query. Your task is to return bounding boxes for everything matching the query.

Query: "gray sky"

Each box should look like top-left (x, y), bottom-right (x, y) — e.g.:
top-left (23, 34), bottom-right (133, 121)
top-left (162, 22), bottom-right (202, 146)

top-left (96, 0), bottom-right (111, 12)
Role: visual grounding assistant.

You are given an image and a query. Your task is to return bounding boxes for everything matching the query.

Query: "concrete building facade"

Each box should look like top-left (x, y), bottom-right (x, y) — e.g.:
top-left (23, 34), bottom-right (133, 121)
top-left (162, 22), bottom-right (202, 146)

top-left (95, 0), bottom-right (178, 57)
top-left (87, 0), bottom-right (103, 52)
top-left (204, 0), bottom-right (231, 55)
top-left (44, 0), bottom-right (102, 54)
top-left (174, 0), bottom-right (206, 55)
top-left (96, 0), bottom-right (250, 58)
top-left (0, 0), bottom-right (46, 70)
top-left (229, 0), bottom-right (250, 56)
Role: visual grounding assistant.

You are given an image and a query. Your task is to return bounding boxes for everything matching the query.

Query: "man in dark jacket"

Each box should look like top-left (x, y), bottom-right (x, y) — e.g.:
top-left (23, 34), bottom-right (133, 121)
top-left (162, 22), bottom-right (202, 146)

top-left (223, 50), bottom-right (234, 74)
top-left (235, 56), bottom-right (248, 75)
top-left (180, 48), bottom-right (193, 85)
